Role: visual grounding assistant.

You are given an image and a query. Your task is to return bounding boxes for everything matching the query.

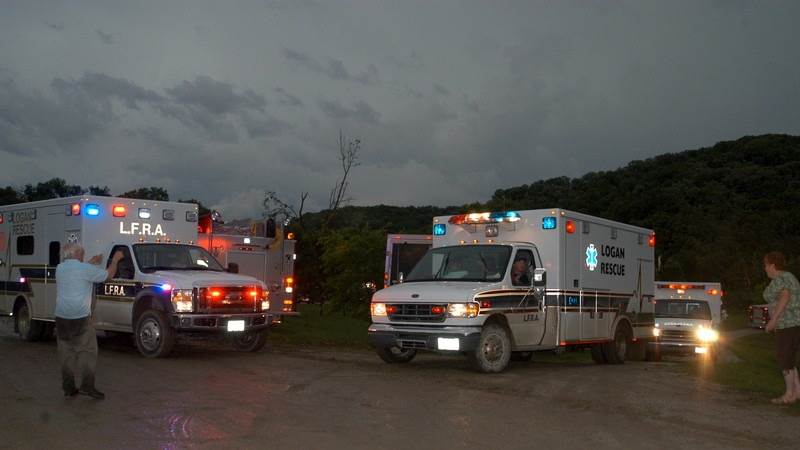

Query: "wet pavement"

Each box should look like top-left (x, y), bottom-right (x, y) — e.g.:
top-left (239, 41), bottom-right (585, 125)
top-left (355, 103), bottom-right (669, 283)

top-left (1, 320), bottom-right (797, 450)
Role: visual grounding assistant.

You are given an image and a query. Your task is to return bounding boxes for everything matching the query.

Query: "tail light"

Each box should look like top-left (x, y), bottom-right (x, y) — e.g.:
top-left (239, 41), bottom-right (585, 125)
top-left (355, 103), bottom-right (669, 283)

top-left (284, 276), bottom-right (294, 294)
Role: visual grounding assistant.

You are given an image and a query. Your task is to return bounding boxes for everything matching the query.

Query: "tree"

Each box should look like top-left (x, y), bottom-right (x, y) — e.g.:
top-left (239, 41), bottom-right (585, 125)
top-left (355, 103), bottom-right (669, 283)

top-left (178, 198), bottom-right (211, 216)
top-left (23, 178), bottom-right (82, 201)
top-left (0, 186), bottom-right (21, 206)
top-left (86, 185), bottom-right (111, 196)
top-left (120, 187), bottom-right (169, 201)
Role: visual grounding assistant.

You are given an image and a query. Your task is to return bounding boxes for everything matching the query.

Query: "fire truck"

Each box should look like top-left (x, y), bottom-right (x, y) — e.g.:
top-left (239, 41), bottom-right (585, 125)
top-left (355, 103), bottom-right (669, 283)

top-left (0, 196), bottom-right (272, 357)
top-left (369, 209), bottom-right (657, 373)
top-left (197, 212), bottom-right (297, 320)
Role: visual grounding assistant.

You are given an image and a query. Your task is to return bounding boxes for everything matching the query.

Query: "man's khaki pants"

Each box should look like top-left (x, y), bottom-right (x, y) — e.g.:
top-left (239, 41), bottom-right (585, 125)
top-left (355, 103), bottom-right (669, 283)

top-left (56, 317), bottom-right (98, 393)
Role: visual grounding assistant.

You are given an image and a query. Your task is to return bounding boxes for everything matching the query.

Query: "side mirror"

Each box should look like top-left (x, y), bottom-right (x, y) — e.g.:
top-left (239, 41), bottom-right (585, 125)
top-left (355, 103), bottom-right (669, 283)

top-left (227, 262), bottom-right (239, 274)
top-left (533, 268), bottom-right (546, 287)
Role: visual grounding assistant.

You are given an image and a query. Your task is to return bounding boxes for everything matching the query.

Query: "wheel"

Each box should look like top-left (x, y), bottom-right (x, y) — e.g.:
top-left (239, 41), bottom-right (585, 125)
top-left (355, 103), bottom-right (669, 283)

top-left (232, 329), bottom-right (268, 352)
top-left (15, 302), bottom-right (43, 342)
top-left (590, 344), bottom-right (607, 364)
top-left (134, 310), bottom-right (175, 358)
top-left (376, 346), bottom-right (417, 363)
top-left (602, 324), bottom-right (630, 365)
top-left (468, 323), bottom-right (512, 373)
top-left (511, 351), bottom-right (534, 362)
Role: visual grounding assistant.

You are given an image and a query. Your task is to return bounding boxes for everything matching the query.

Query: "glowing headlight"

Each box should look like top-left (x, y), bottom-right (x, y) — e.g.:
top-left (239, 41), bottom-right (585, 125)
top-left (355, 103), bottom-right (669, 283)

top-left (652, 327), bottom-right (661, 337)
top-left (696, 327), bottom-right (719, 342)
top-left (261, 300), bottom-right (270, 311)
top-left (171, 289), bottom-right (194, 313)
top-left (371, 302), bottom-right (387, 317)
top-left (447, 303), bottom-right (479, 318)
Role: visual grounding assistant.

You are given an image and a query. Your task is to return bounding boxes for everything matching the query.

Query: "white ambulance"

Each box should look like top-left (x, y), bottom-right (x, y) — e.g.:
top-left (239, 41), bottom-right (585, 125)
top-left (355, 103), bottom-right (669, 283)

top-left (0, 196), bottom-right (273, 357)
top-left (383, 234), bottom-right (432, 288)
top-left (197, 213), bottom-right (297, 320)
top-left (369, 208), bottom-right (656, 373)
top-left (649, 282), bottom-right (723, 360)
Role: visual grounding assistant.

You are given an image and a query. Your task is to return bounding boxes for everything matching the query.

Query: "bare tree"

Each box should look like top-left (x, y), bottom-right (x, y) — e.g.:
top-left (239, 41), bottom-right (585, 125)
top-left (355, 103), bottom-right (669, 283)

top-left (326, 130), bottom-right (361, 226)
top-left (263, 191), bottom-right (308, 229)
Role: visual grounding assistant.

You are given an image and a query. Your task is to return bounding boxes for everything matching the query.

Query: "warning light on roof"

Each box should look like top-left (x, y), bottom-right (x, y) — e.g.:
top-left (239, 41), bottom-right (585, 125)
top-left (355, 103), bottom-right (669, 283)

top-left (565, 220), bottom-right (576, 234)
top-left (85, 204), bottom-right (101, 216)
top-left (433, 223), bottom-right (447, 236)
top-left (71, 204), bottom-right (81, 216)
top-left (448, 211), bottom-right (521, 225)
top-left (112, 205), bottom-right (127, 217)
top-left (542, 217), bottom-right (557, 230)
top-left (160, 284), bottom-right (172, 291)
top-left (138, 208), bottom-right (151, 219)
top-left (648, 233), bottom-right (656, 248)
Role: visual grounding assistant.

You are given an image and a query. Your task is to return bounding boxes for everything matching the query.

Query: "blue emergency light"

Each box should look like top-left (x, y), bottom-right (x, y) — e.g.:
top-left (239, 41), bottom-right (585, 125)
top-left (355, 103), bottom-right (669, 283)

top-left (85, 204), bottom-right (101, 216)
top-left (433, 223), bottom-right (446, 236)
top-left (542, 217), bottom-right (557, 230)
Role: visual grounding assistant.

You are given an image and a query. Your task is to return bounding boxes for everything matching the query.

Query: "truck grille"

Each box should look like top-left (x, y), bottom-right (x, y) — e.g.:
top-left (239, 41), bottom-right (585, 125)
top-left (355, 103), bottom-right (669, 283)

top-left (660, 329), bottom-right (696, 343)
top-left (388, 304), bottom-right (447, 323)
top-left (197, 287), bottom-right (258, 313)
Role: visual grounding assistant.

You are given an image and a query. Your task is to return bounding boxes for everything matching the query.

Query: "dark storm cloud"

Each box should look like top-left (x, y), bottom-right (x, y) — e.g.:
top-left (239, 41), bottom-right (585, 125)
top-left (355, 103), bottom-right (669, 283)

top-left (165, 76), bottom-right (266, 115)
top-left (282, 48), bottom-right (380, 85)
top-left (69, 72), bottom-right (163, 109)
top-left (274, 87), bottom-right (303, 107)
top-left (95, 29), bottom-right (114, 45)
top-left (317, 99), bottom-right (381, 125)
top-left (241, 112), bottom-right (292, 138)
top-left (44, 21), bottom-right (64, 31)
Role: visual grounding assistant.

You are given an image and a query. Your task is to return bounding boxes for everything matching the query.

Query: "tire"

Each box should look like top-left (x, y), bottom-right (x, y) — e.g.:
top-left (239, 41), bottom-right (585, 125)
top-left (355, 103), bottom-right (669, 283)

top-left (376, 346), bottom-right (417, 363)
top-left (232, 329), bottom-right (268, 352)
top-left (468, 323), bottom-right (512, 373)
top-left (511, 351), bottom-right (534, 362)
top-left (15, 302), bottom-right (43, 342)
top-left (134, 310), bottom-right (175, 358)
top-left (590, 344), bottom-right (607, 364)
top-left (602, 324), bottom-right (630, 365)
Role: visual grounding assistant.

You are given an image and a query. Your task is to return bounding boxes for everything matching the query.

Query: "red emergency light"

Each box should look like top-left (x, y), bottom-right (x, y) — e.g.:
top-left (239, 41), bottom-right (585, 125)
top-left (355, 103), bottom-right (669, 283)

top-left (648, 233), bottom-right (656, 248)
top-left (431, 306), bottom-right (445, 315)
top-left (71, 204), bottom-right (81, 216)
top-left (565, 220), bottom-right (576, 234)
top-left (112, 205), bottom-right (127, 217)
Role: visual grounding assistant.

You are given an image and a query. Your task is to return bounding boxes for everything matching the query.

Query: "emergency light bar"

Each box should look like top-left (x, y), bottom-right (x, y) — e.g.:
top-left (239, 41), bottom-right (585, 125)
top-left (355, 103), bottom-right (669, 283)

top-left (112, 205), bottom-right (127, 217)
top-left (448, 211), bottom-right (521, 225)
top-left (85, 204), bottom-right (101, 216)
top-left (433, 223), bottom-right (446, 236)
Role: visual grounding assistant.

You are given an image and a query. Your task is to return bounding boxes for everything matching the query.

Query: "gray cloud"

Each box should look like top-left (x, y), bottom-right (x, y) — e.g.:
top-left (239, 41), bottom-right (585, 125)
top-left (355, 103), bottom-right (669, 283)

top-left (434, 83), bottom-right (450, 96)
top-left (282, 48), bottom-right (379, 85)
top-left (95, 29), bottom-right (114, 45)
top-left (317, 99), bottom-right (381, 125)
top-left (241, 112), bottom-right (292, 138)
top-left (166, 76), bottom-right (266, 115)
top-left (44, 21), bottom-right (64, 31)
top-left (386, 51), bottom-right (423, 70)
top-left (274, 87), bottom-right (303, 107)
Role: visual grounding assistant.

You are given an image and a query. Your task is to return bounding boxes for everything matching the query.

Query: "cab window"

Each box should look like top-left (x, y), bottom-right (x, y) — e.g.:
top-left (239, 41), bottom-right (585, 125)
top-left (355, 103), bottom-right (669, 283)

top-left (108, 245), bottom-right (134, 279)
top-left (510, 249), bottom-right (534, 287)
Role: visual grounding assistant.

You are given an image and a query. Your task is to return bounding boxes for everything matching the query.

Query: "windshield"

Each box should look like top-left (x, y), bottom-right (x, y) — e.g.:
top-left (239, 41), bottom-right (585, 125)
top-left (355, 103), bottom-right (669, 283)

top-left (404, 245), bottom-right (512, 282)
top-left (655, 299), bottom-right (712, 320)
top-left (133, 244), bottom-right (225, 272)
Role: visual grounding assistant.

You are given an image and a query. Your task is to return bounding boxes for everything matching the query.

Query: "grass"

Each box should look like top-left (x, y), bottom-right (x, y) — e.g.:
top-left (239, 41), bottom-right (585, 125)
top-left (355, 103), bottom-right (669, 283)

top-left (686, 332), bottom-right (800, 413)
top-left (720, 307), bottom-right (750, 331)
top-left (269, 304), bottom-right (371, 348)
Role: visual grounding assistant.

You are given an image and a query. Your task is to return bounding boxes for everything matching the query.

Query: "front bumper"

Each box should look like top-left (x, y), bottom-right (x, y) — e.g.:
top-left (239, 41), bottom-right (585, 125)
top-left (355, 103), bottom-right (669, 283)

top-left (648, 340), bottom-right (714, 355)
top-left (368, 323), bottom-right (482, 352)
top-left (171, 312), bottom-right (273, 332)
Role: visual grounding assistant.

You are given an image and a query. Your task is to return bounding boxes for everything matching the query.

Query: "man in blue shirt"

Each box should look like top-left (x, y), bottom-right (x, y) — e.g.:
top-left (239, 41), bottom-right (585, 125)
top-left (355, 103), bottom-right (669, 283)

top-left (56, 243), bottom-right (124, 399)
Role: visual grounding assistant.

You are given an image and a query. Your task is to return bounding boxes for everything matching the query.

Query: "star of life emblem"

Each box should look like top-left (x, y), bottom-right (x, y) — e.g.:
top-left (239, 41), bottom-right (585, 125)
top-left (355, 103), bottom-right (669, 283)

top-left (586, 244), bottom-right (598, 271)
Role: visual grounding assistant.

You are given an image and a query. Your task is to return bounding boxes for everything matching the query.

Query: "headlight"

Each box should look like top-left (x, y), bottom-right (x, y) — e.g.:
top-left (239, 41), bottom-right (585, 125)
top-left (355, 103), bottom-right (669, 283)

top-left (371, 302), bottom-right (387, 317)
top-left (171, 289), bottom-right (194, 313)
top-left (696, 327), bottom-right (719, 342)
top-left (447, 303), bottom-right (479, 318)
top-left (652, 327), bottom-right (661, 337)
top-left (261, 300), bottom-right (270, 311)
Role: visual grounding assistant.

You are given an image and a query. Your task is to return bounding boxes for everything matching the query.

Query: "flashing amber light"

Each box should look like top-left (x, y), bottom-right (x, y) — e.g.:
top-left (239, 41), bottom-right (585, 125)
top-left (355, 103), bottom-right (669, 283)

top-left (648, 233), bottom-right (656, 248)
top-left (565, 220), bottom-right (576, 234)
top-left (431, 306), bottom-right (445, 315)
top-left (249, 290), bottom-right (259, 298)
top-left (112, 205), bottom-right (127, 217)
top-left (283, 299), bottom-right (293, 305)
top-left (71, 204), bottom-right (81, 216)
top-left (707, 289), bottom-right (720, 296)
top-left (287, 232), bottom-right (295, 240)
top-left (210, 290), bottom-right (222, 298)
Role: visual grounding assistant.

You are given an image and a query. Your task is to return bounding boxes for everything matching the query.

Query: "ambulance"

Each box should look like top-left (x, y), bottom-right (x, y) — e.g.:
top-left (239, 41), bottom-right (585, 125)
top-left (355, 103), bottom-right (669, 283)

top-left (368, 208), bottom-right (656, 373)
top-left (0, 196), bottom-right (273, 357)
top-left (383, 234), bottom-right (432, 288)
top-left (649, 282), bottom-right (723, 360)
top-left (197, 212), bottom-right (297, 320)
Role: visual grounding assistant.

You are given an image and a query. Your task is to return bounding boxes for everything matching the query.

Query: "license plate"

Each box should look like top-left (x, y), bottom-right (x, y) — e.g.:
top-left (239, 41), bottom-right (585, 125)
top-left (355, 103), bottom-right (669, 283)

top-left (227, 320), bottom-right (245, 332)
top-left (695, 346), bottom-right (708, 354)
top-left (437, 337), bottom-right (460, 351)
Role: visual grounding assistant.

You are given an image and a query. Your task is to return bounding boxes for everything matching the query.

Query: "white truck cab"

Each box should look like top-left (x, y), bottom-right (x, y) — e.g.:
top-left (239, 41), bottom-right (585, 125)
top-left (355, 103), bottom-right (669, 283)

top-left (0, 196), bottom-right (272, 357)
top-left (369, 209), bottom-right (657, 373)
top-left (649, 282), bottom-right (723, 360)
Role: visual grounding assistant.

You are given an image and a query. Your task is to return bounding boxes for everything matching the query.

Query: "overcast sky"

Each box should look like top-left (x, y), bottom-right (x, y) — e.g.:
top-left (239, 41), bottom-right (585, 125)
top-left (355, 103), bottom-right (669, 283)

top-left (1, 1), bottom-right (799, 219)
